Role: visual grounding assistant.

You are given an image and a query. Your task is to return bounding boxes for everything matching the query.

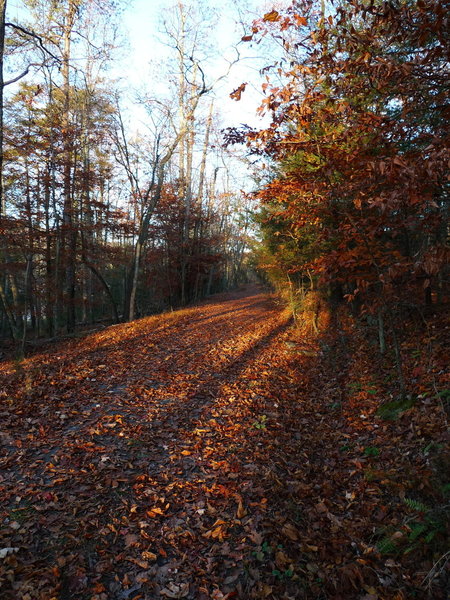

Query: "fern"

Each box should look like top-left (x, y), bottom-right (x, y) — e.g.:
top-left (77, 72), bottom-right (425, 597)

top-left (425, 530), bottom-right (436, 543)
top-left (376, 396), bottom-right (416, 420)
top-left (377, 497), bottom-right (447, 557)
top-left (377, 537), bottom-right (397, 555)
top-left (408, 523), bottom-right (427, 541)
top-left (404, 497), bottom-right (429, 513)
top-left (404, 542), bottom-right (420, 555)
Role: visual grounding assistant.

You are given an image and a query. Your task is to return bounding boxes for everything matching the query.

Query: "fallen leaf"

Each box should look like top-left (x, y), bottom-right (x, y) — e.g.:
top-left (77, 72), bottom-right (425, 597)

top-left (124, 534), bottom-right (139, 547)
top-left (282, 522), bottom-right (299, 541)
top-left (236, 499), bottom-right (247, 519)
top-left (160, 582), bottom-right (189, 598)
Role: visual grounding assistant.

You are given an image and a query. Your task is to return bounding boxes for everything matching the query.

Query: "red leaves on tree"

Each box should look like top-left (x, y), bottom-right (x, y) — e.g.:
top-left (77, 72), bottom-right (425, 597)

top-left (239, 0), bottom-right (449, 311)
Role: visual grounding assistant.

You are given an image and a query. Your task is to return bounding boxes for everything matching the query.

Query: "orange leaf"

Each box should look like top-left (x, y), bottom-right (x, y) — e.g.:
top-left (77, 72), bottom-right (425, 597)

top-left (264, 10), bottom-right (280, 22)
top-left (294, 14), bottom-right (307, 26)
top-left (146, 507), bottom-right (165, 518)
top-left (230, 83), bottom-right (247, 101)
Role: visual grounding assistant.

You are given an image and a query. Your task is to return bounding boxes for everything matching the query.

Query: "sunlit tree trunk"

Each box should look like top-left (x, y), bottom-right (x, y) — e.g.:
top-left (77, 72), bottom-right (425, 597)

top-left (61, 1), bottom-right (77, 332)
top-left (43, 157), bottom-right (55, 336)
top-left (180, 117), bottom-right (195, 305)
top-left (198, 100), bottom-right (213, 204)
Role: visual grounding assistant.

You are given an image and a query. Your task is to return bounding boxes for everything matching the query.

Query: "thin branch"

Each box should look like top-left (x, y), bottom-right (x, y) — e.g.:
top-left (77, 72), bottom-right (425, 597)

top-left (4, 65), bottom-right (33, 86)
top-left (5, 22), bottom-right (61, 63)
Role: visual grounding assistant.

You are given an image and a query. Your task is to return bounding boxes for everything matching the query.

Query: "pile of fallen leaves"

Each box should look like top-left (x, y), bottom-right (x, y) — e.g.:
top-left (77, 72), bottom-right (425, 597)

top-left (0, 285), bottom-right (448, 599)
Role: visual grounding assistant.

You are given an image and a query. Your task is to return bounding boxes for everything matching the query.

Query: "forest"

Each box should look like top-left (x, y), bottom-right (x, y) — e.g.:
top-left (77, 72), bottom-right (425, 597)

top-left (0, 0), bottom-right (254, 344)
top-left (0, 1), bottom-right (449, 599)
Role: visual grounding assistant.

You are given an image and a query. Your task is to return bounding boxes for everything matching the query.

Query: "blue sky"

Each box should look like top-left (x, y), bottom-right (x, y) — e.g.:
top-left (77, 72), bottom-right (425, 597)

top-left (6, 0), bottom-right (274, 129)
top-left (120, 0), bottom-right (273, 129)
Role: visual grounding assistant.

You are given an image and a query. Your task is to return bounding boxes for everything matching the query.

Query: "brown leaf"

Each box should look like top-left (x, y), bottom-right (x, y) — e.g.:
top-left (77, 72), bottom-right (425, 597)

top-left (124, 534), bottom-right (139, 547)
top-left (275, 550), bottom-right (290, 569)
top-left (249, 529), bottom-right (263, 545)
top-left (160, 582), bottom-right (189, 598)
top-left (126, 557), bottom-right (148, 569)
top-left (236, 499), bottom-right (247, 519)
top-left (230, 83), bottom-right (247, 101)
top-left (263, 10), bottom-right (280, 22)
top-left (282, 522), bottom-right (299, 541)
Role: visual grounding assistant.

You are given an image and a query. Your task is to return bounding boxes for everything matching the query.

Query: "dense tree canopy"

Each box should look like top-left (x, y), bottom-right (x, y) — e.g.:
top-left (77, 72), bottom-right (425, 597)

top-left (230, 0), bottom-right (448, 325)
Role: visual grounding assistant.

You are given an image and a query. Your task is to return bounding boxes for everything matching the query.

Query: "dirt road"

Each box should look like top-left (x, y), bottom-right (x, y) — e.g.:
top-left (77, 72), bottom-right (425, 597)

top-left (2, 286), bottom-right (306, 600)
top-left (2, 285), bottom-right (447, 599)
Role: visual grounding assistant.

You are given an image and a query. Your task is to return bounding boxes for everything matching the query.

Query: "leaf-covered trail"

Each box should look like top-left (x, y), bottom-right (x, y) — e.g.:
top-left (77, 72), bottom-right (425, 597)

top-left (1, 286), bottom-right (447, 600)
top-left (1, 286), bottom-right (301, 599)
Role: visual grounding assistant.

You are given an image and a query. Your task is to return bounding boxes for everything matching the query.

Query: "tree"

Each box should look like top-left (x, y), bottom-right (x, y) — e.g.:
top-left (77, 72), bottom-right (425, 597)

top-left (0, 0), bottom-right (253, 343)
top-left (233, 1), bottom-right (448, 327)
top-left (113, 2), bottom-right (238, 321)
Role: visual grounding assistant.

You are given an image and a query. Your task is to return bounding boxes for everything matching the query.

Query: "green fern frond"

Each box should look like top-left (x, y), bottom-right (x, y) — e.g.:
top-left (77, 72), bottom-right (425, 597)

top-left (404, 498), bottom-right (429, 513)
top-left (424, 531), bottom-right (436, 543)
top-left (377, 537), bottom-right (397, 555)
top-left (408, 523), bottom-right (427, 541)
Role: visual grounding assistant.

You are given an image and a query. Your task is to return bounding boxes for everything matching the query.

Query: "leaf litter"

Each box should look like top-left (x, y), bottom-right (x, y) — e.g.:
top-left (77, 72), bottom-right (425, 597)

top-left (0, 285), bottom-right (448, 599)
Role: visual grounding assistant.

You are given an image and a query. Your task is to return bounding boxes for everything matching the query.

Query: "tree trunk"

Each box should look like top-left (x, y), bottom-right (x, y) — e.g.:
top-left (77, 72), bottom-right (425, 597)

top-left (82, 259), bottom-right (120, 324)
top-left (0, 279), bottom-right (18, 340)
top-left (128, 239), bottom-right (143, 322)
top-left (20, 254), bottom-right (33, 356)
top-left (0, 0), bottom-right (6, 217)
top-left (378, 309), bottom-right (386, 354)
top-left (198, 101), bottom-right (213, 204)
top-left (62, 2), bottom-right (77, 333)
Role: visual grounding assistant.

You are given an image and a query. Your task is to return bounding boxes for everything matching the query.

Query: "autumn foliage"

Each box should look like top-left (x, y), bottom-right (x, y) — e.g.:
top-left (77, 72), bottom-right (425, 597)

top-left (1, 2), bottom-right (449, 599)
top-left (230, 0), bottom-right (449, 315)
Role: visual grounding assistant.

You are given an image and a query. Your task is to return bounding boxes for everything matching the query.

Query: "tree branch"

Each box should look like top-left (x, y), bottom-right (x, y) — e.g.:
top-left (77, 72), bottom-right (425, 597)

top-left (5, 22), bottom-right (61, 63)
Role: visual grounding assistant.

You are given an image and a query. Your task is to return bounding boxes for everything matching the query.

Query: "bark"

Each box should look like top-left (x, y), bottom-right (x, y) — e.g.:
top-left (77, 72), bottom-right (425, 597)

top-left (0, 0), bottom-right (6, 217)
top-left (82, 259), bottom-right (120, 324)
top-left (20, 254), bottom-right (33, 355)
top-left (0, 2), bottom-right (10, 338)
top-left (180, 117), bottom-right (195, 305)
top-left (378, 309), bottom-right (386, 355)
top-left (124, 123), bottom-right (202, 322)
top-left (116, 1), bottom-right (223, 321)
top-left (388, 309), bottom-right (406, 397)
top-left (128, 240), bottom-right (142, 321)
top-left (61, 2), bottom-right (77, 333)
top-left (197, 101), bottom-right (213, 203)
top-left (425, 285), bottom-right (432, 307)
top-left (0, 279), bottom-right (18, 340)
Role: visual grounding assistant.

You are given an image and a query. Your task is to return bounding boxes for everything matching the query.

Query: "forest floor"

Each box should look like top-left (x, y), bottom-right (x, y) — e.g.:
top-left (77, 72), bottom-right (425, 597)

top-left (0, 285), bottom-right (448, 600)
